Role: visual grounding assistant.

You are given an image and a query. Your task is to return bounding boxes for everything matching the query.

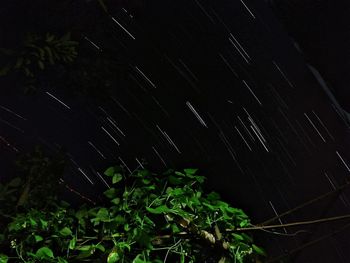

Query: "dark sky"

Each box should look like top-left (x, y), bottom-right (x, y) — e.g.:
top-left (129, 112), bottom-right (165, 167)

top-left (1, 0), bottom-right (350, 261)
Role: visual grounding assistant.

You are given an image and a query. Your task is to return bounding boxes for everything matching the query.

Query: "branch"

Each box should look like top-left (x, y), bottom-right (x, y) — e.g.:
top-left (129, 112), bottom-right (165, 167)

top-left (258, 180), bottom-right (350, 226)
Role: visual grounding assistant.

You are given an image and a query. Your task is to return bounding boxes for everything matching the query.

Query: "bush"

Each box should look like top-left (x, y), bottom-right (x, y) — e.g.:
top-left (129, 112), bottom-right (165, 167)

top-left (0, 165), bottom-right (266, 262)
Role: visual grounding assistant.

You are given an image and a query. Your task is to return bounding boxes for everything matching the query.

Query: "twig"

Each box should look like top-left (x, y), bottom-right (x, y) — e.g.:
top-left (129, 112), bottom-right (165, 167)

top-left (234, 214), bottom-right (350, 232)
top-left (266, 222), bottom-right (350, 263)
top-left (258, 180), bottom-right (350, 226)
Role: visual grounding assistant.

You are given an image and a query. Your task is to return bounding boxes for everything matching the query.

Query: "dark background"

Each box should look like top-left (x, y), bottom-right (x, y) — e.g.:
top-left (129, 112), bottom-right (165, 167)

top-left (1, 0), bottom-right (350, 262)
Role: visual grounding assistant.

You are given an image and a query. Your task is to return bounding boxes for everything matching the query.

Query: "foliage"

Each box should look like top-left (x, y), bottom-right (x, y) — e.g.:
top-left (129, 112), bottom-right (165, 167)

top-left (0, 164), bottom-right (266, 262)
top-left (0, 32), bottom-right (78, 93)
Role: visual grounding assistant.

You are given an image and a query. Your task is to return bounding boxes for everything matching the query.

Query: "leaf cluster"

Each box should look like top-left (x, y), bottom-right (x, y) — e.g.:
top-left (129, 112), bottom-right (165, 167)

top-left (0, 32), bottom-right (78, 93)
top-left (0, 165), bottom-right (266, 262)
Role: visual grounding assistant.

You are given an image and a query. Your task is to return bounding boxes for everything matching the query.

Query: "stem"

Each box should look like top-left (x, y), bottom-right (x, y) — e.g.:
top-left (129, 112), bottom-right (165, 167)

top-left (266, 222), bottom-right (350, 263)
top-left (258, 180), bottom-right (350, 226)
top-left (234, 214), bottom-right (350, 232)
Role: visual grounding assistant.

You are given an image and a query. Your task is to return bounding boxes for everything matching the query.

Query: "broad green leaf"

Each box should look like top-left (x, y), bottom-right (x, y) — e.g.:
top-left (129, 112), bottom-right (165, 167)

top-left (232, 233), bottom-right (244, 241)
top-left (29, 218), bottom-right (37, 226)
top-left (252, 244), bottom-right (267, 256)
top-left (168, 175), bottom-right (182, 185)
top-left (207, 192), bottom-right (220, 201)
top-left (97, 208), bottom-right (109, 218)
top-left (104, 167), bottom-right (115, 177)
top-left (36, 247), bottom-right (54, 259)
top-left (132, 254), bottom-right (147, 263)
top-left (40, 219), bottom-right (48, 228)
top-left (34, 235), bottom-right (43, 242)
top-left (239, 219), bottom-right (249, 228)
top-left (107, 250), bottom-right (120, 263)
top-left (184, 168), bottom-right (198, 175)
top-left (104, 188), bottom-right (117, 198)
top-left (95, 243), bottom-right (105, 252)
top-left (69, 236), bottom-right (76, 249)
top-left (111, 197), bottom-right (120, 205)
top-left (0, 254), bottom-right (8, 263)
top-left (59, 227), bottom-right (72, 236)
top-left (146, 205), bottom-right (173, 214)
top-left (142, 178), bottom-right (151, 184)
top-left (57, 257), bottom-right (69, 263)
top-left (112, 173), bottom-right (123, 184)
top-left (76, 245), bottom-right (92, 251)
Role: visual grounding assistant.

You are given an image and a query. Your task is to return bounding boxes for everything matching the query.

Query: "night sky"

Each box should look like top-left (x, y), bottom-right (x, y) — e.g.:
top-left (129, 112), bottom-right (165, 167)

top-left (1, 0), bottom-right (350, 262)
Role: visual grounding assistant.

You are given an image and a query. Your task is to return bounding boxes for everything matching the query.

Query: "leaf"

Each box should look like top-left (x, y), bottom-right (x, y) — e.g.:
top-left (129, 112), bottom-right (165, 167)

top-left (38, 60), bottom-right (45, 70)
top-left (34, 235), bottom-right (44, 242)
top-left (232, 233), bottom-right (244, 241)
top-left (252, 244), bottom-right (267, 256)
top-left (104, 188), bottom-right (117, 199)
top-left (59, 227), bottom-right (72, 236)
top-left (111, 197), bottom-right (120, 205)
top-left (239, 219), bottom-right (249, 228)
top-left (95, 243), bottom-right (105, 252)
top-left (104, 167), bottom-right (115, 177)
top-left (69, 236), bottom-right (76, 249)
top-left (29, 218), bottom-right (37, 226)
top-left (76, 245), bottom-right (92, 251)
top-left (132, 254), bottom-right (147, 263)
top-left (207, 192), bottom-right (220, 201)
top-left (40, 218), bottom-right (48, 229)
top-left (57, 257), bottom-right (69, 263)
top-left (8, 177), bottom-right (21, 187)
top-left (95, 208), bottom-right (109, 222)
top-left (112, 173), bottom-right (123, 184)
top-left (0, 254), bottom-right (8, 263)
top-left (168, 175), bottom-right (181, 185)
top-left (146, 205), bottom-right (173, 214)
top-left (36, 247), bottom-right (54, 259)
top-left (107, 250), bottom-right (120, 263)
top-left (184, 168), bottom-right (198, 175)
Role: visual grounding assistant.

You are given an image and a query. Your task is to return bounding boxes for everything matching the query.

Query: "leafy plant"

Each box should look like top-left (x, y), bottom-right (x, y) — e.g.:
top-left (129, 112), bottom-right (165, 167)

top-left (0, 32), bottom-right (78, 93)
top-left (0, 164), bottom-right (266, 262)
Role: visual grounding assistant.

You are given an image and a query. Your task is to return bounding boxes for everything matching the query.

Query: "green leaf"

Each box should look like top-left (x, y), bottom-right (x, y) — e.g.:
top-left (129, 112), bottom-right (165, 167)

top-left (111, 197), bottom-right (120, 205)
top-left (132, 254), bottom-right (147, 263)
top-left (104, 188), bottom-right (117, 199)
top-left (239, 219), bottom-right (249, 228)
top-left (112, 173), bottom-right (123, 184)
top-left (95, 208), bottom-right (109, 222)
top-left (36, 247), bottom-right (54, 259)
top-left (59, 227), bottom-right (72, 236)
top-left (69, 236), bottom-right (76, 249)
top-left (232, 233), bottom-right (244, 241)
top-left (184, 168), bottom-right (198, 175)
top-left (207, 192), bottom-right (220, 201)
top-left (8, 177), bottom-right (21, 187)
top-left (142, 178), bottom-right (151, 184)
top-left (95, 243), bottom-right (105, 252)
top-left (252, 244), bottom-right (267, 256)
top-left (168, 175), bottom-right (182, 185)
top-left (29, 218), bottom-right (37, 226)
top-left (146, 205), bottom-right (173, 214)
top-left (40, 219), bottom-right (48, 229)
top-left (76, 245), bottom-right (92, 251)
top-left (0, 254), bottom-right (8, 263)
top-left (107, 250), bottom-right (120, 263)
top-left (34, 235), bottom-right (44, 242)
top-left (104, 167), bottom-right (115, 177)
top-left (57, 257), bottom-right (69, 263)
